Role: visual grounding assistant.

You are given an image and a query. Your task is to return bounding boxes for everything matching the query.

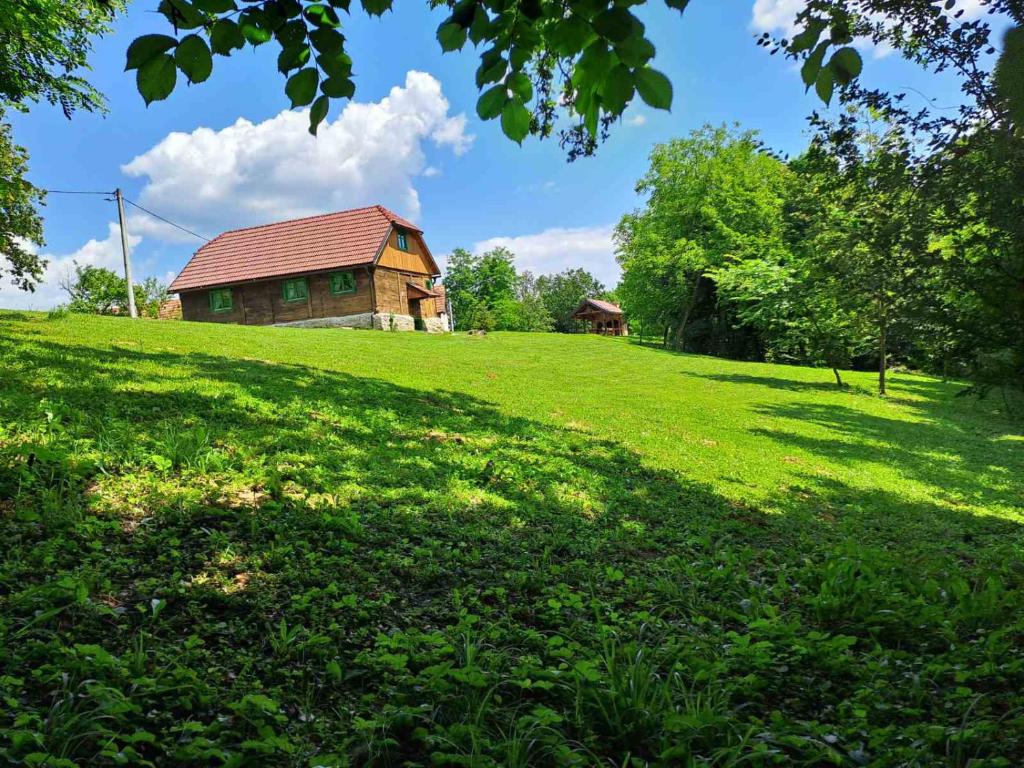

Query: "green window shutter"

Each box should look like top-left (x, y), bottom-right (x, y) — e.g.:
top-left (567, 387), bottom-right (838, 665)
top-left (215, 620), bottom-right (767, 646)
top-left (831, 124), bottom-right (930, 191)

top-left (283, 278), bottom-right (308, 302)
top-left (209, 288), bottom-right (233, 312)
top-left (330, 271), bottom-right (356, 295)
top-left (396, 232), bottom-right (408, 251)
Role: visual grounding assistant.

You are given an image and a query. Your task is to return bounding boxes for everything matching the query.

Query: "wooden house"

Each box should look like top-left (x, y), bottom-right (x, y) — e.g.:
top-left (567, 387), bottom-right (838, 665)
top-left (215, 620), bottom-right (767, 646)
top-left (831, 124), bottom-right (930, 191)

top-left (571, 298), bottom-right (628, 336)
top-left (169, 205), bottom-right (448, 332)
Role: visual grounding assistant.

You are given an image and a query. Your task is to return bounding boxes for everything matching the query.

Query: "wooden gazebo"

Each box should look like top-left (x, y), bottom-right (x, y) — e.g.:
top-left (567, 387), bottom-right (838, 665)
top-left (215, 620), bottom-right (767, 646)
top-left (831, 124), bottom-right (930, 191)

top-left (571, 298), bottom-right (628, 336)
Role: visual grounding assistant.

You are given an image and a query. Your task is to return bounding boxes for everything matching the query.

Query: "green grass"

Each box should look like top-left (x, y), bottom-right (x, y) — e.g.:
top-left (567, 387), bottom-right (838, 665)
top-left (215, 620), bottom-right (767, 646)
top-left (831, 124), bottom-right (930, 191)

top-left (1, 311), bottom-right (1023, 767)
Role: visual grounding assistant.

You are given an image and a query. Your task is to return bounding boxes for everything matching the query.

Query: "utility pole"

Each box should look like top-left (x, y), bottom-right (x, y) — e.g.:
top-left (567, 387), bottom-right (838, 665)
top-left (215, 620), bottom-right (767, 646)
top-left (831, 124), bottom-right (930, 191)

top-left (114, 188), bottom-right (138, 318)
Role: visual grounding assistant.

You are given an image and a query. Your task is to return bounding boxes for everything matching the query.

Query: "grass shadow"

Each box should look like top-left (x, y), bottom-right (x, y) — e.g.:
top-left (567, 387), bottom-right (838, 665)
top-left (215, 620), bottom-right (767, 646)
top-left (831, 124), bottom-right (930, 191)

top-left (1, 331), bottom-right (1024, 765)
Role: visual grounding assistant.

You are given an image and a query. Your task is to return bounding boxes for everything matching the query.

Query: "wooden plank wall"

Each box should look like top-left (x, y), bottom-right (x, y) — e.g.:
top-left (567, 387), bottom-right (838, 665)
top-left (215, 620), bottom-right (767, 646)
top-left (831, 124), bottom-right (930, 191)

top-left (377, 229), bottom-right (437, 275)
top-left (372, 268), bottom-right (441, 317)
top-left (179, 268), bottom-right (372, 325)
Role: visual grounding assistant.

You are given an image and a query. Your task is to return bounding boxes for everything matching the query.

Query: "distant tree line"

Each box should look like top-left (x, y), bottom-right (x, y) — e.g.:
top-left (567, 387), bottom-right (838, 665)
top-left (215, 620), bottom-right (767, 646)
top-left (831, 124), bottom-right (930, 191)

top-left (444, 246), bottom-right (610, 333)
top-left (617, 121), bottom-right (1024, 395)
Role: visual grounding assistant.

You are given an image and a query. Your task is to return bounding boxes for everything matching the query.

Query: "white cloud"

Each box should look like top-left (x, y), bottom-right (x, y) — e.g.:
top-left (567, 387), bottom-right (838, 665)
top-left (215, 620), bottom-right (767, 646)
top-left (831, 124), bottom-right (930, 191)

top-left (467, 225), bottom-right (619, 287)
top-left (0, 223), bottom-right (141, 310)
top-left (751, 0), bottom-right (805, 39)
top-left (625, 113), bottom-right (647, 127)
top-left (121, 70), bottom-right (473, 242)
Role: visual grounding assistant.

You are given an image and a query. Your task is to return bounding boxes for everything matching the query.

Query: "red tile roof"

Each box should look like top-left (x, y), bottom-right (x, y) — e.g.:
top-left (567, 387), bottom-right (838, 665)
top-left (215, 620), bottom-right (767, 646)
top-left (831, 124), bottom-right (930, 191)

top-left (573, 298), bottom-right (624, 315)
top-left (170, 205), bottom-right (421, 292)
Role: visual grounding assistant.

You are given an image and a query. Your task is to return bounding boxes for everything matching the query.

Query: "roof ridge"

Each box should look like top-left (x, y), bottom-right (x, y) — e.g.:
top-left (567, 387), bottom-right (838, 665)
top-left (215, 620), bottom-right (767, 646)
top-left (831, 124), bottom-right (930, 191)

top-left (210, 205), bottom-right (388, 240)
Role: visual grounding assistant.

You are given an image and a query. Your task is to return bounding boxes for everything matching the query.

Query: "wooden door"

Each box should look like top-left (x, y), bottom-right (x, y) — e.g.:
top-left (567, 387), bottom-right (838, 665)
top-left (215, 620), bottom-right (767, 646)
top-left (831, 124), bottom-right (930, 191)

top-left (241, 283), bottom-right (274, 325)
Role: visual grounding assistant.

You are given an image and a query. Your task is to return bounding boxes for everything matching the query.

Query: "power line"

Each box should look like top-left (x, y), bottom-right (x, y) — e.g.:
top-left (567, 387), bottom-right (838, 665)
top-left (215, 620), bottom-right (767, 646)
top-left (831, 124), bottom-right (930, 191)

top-left (123, 197), bottom-right (210, 242)
top-left (40, 187), bottom-right (210, 242)
top-left (43, 189), bottom-right (113, 196)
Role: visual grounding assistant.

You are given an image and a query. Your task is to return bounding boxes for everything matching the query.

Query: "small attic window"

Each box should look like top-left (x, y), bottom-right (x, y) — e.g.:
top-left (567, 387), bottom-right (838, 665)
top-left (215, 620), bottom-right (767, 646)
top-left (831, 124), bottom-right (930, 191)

top-left (396, 231), bottom-right (409, 251)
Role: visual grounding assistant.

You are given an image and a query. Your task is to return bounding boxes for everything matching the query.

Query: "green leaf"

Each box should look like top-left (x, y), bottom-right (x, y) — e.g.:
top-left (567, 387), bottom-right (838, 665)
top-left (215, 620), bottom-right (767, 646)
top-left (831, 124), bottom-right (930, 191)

top-left (600, 64), bottom-right (634, 115)
top-left (615, 34), bottom-right (656, 68)
top-left (509, 46), bottom-right (531, 72)
top-left (286, 68), bottom-right (320, 107)
top-left (634, 67), bottom-right (672, 110)
top-left (361, 0), bottom-right (392, 15)
top-left (548, 15), bottom-right (593, 56)
top-left (575, 41), bottom-right (613, 82)
top-left (278, 44), bottom-right (311, 74)
top-left (276, 19), bottom-right (308, 47)
top-left (790, 17), bottom-right (827, 53)
top-left (506, 72), bottom-right (532, 102)
top-left (158, 0), bottom-right (205, 30)
top-left (476, 84), bottom-right (508, 120)
top-left (310, 28), bottom-right (345, 55)
top-left (174, 34), bottom-right (212, 84)
top-left (437, 22), bottom-right (468, 52)
top-left (317, 51), bottom-right (353, 79)
top-left (126, 35), bottom-right (178, 71)
top-left (815, 67), bottom-right (835, 105)
top-left (829, 46), bottom-right (862, 86)
top-left (304, 4), bottom-right (341, 28)
top-left (476, 57), bottom-right (506, 88)
top-left (500, 100), bottom-right (530, 144)
top-left (583, 101), bottom-right (599, 136)
top-left (801, 41), bottom-right (829, 88)
top-left (137, 53), bottom-right (177, 105)
top-left (193, 0), bottom-right (235, 11)
top-left (664, 0), bottom-right (690, 10)
top-left (468, 6), bottom-right (490, 45)
top-left (309, 95), bottom-right (330, 135)
top-left (321, 77), bottom-right (355, 98)
top-left (591, 8), bottom-right (640, 43)
top-left (210, 19), bottom-right (245, 54)
top-left (239, 11), bottom-right (272, 45)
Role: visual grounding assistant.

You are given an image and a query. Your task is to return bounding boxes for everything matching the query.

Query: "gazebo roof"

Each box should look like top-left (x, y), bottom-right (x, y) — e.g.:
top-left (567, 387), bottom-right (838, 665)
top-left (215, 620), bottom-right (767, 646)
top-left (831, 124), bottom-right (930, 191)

top-left (571, 298), bottom-right (624, 317)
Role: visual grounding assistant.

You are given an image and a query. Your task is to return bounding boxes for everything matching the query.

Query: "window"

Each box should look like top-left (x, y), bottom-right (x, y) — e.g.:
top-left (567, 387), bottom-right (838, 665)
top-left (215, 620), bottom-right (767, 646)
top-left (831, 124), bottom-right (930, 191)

top-left (282, 278), bottom-right (308, 303)
top-left (396, 231), bottom-right (409, 251)
top-left (330, 270), bottom-right (356, 295)
top-left (209, 287), bottom-right (233, 313)
top-left (425, 278), bottom-right (434, 289)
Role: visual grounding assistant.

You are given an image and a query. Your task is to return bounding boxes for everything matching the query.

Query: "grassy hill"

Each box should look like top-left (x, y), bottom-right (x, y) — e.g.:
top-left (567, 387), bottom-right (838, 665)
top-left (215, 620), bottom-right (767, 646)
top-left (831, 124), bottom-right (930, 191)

top-left (2, 311), bottom-right (1023, 766)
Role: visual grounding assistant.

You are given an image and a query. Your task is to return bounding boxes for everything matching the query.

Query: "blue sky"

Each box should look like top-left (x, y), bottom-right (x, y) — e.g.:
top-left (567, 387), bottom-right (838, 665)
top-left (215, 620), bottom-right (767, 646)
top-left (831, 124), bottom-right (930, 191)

top-left (4, 0), bottom-right (986, 308)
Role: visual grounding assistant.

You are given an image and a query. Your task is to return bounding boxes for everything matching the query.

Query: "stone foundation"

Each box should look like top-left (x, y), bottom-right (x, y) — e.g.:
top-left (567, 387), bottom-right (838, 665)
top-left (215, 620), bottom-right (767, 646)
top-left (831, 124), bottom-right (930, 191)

top-left (274, 312), bottom-right (374, 329)
top-left (372, 313), bottom-right (415, 331)
top-left (274, 312), bottom-right (449, 332)
top-left (424, 315), bottom-right (449, 333)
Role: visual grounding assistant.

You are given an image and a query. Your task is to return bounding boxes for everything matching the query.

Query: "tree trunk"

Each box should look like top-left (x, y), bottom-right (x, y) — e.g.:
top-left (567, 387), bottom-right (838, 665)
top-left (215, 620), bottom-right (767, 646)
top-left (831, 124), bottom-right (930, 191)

top-left (878, 319), bottom-right (887, 396)
top-left (832, 367), bottom-right (844, 389)
top-left (662, 325), bottom-right (670, 348)
top-left (673, 275), bottom-right (703, 351)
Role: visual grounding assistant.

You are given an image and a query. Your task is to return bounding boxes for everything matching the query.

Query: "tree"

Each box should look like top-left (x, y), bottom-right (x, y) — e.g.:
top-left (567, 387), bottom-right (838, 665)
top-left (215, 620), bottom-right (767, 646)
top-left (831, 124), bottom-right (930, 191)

top-left (501, 270), bottom-right (553, 332)
top-left (615, 125), bottom-right (790, 351)
top-left (0, 122), bottom-right (44, 292)
top-left (536, 268), bottom-right (605, 333)
top-left (1, 1), bottom-right (121, 294)
top-left (921, 125), bottom-right (1024, 392)
top-left (713, 249), bottom-right (866, 389)
top-left (444, 247), bottom-right (518, 330)
top-left (800, 114), bottom-right (931, 395)
top-left (61, 264), bottom-right (168, 318)
top-left (1, 1), bottom-right (121, 115)
top-left (443, 246), bottom-right (519, 331)
top-left (126, 1), bottom-right (1021, 157)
